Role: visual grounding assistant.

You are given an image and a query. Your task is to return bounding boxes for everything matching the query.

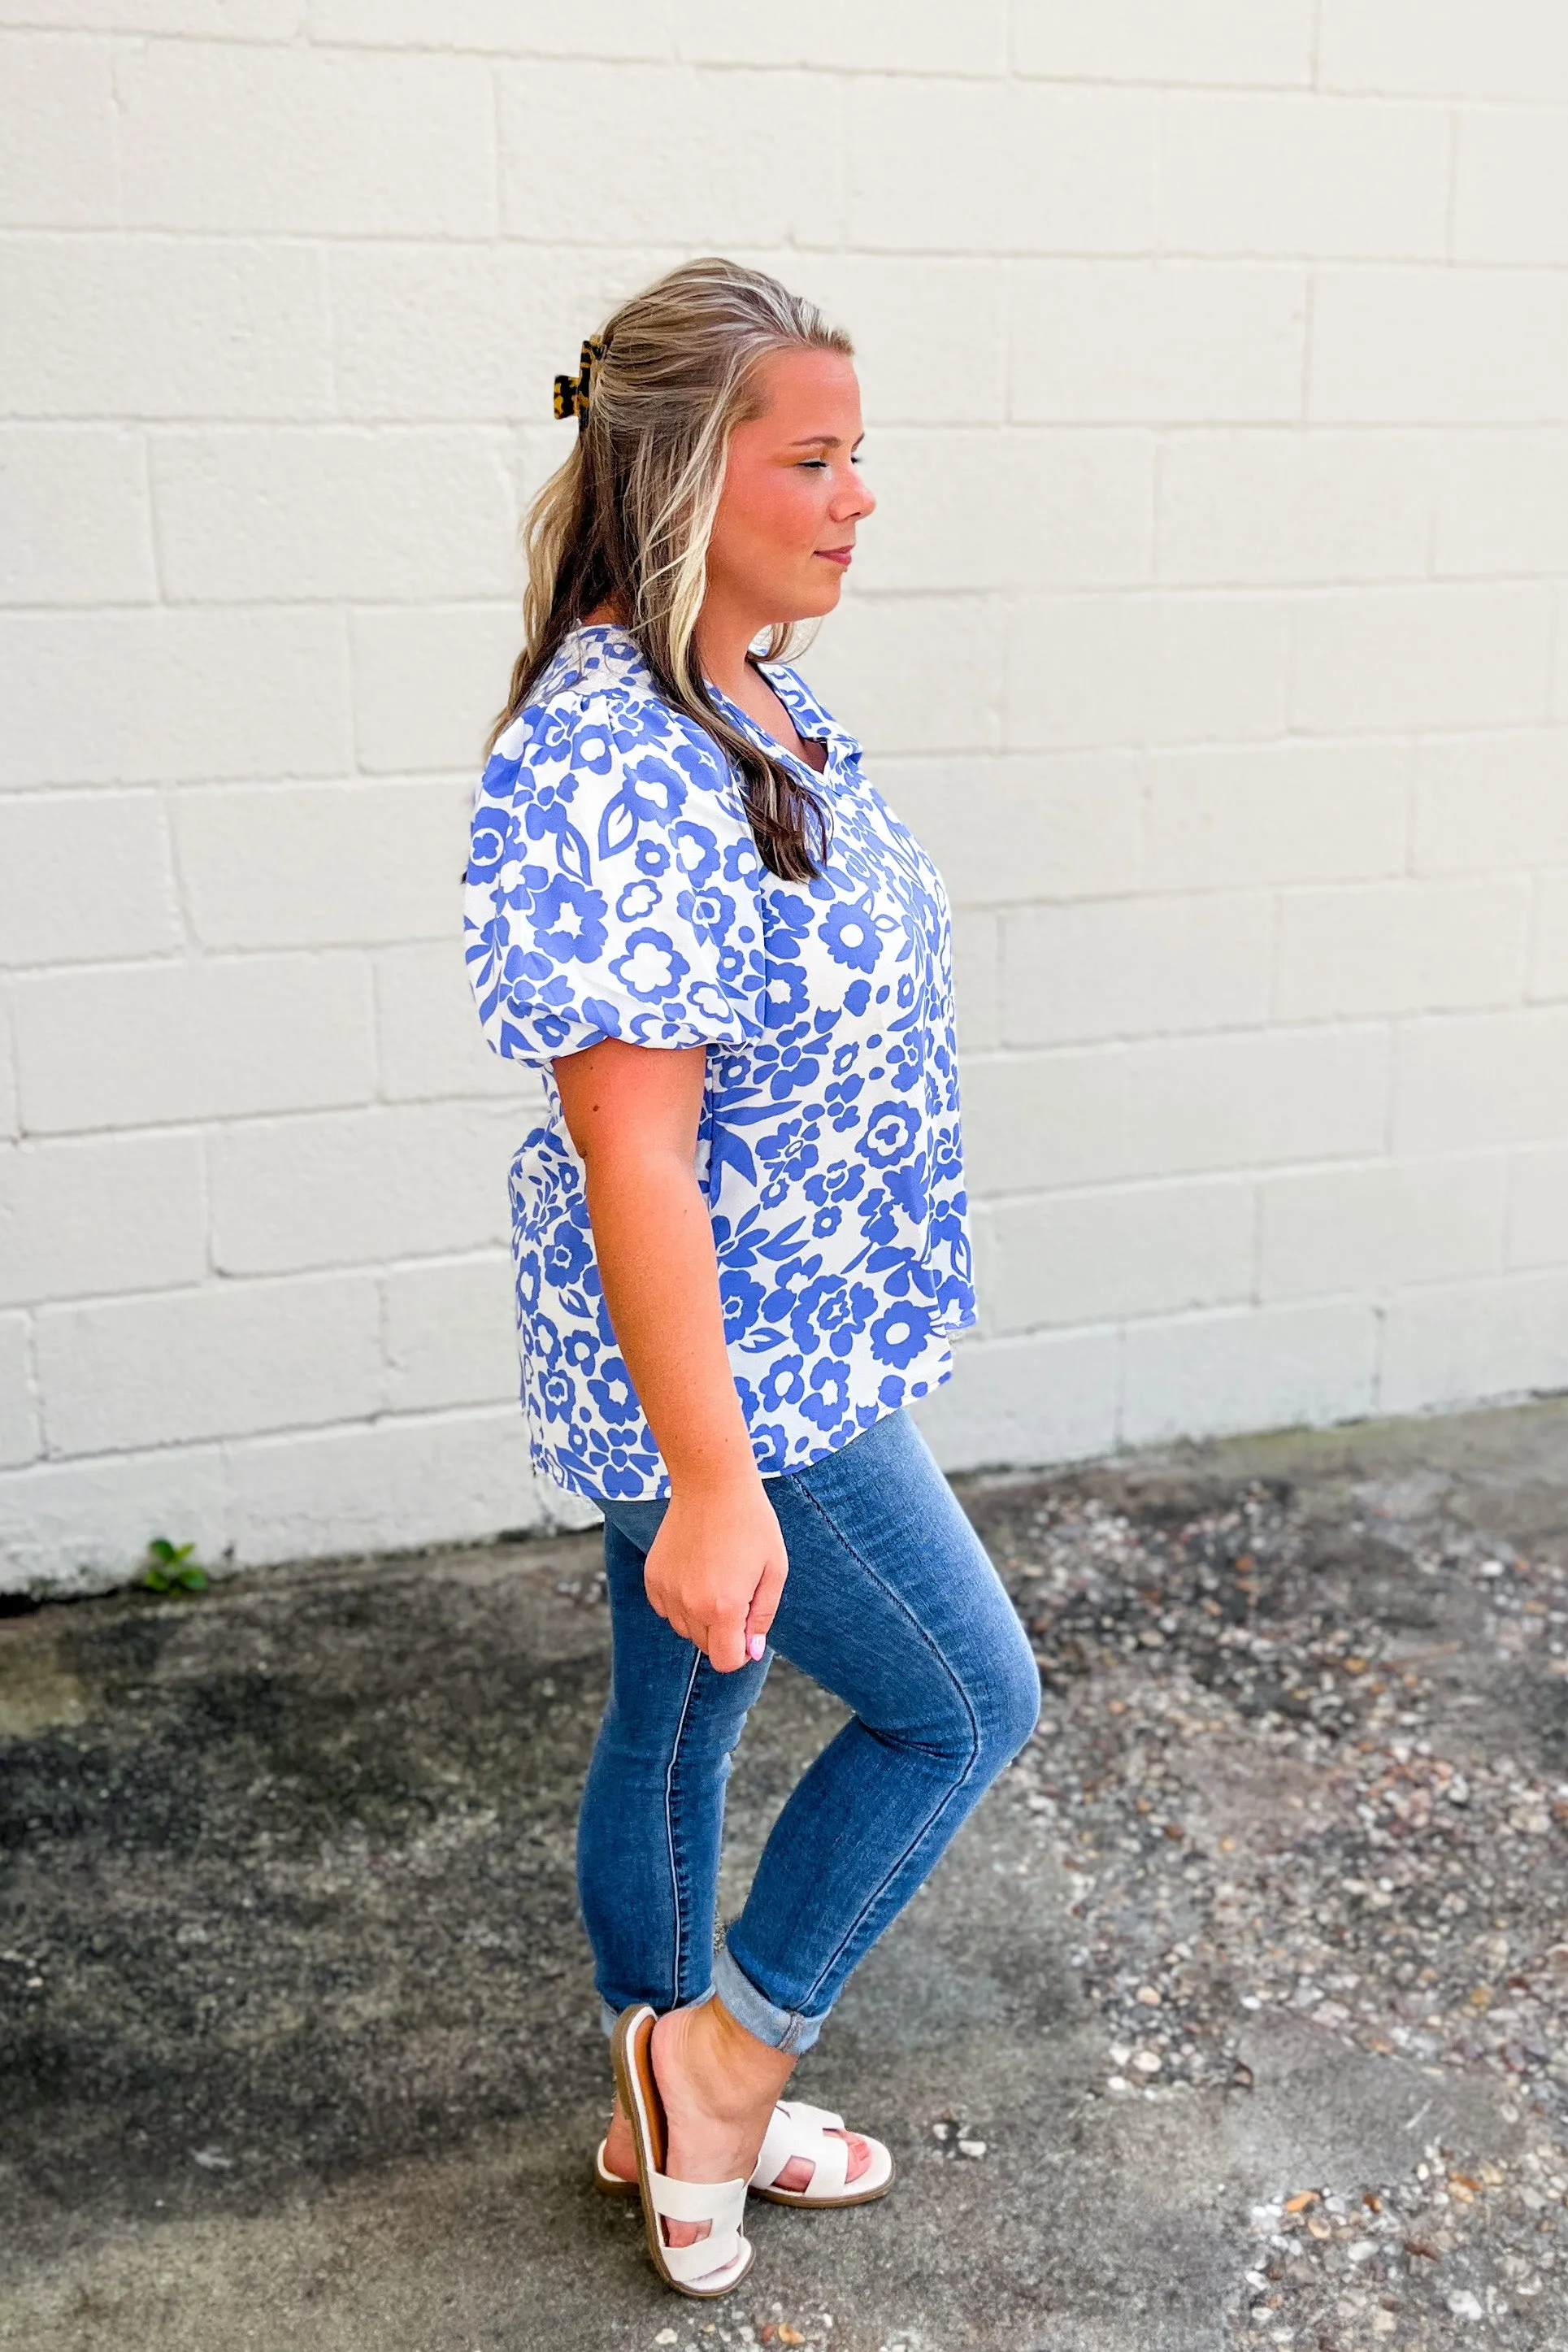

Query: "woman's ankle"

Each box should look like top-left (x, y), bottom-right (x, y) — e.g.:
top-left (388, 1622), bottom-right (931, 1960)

top-left (657, 1996), bottom-right (792, 2123)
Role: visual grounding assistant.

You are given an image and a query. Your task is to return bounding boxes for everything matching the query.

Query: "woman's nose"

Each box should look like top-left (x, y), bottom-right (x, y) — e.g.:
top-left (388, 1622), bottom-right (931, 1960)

top-left (832, 474), bottom-right (875, 522)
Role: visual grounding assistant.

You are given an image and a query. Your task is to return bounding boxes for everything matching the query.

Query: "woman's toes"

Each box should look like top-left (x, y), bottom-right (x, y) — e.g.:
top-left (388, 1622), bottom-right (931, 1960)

top-left (602, 2112), bottom-right (637, 2182)
top-left (774, 2128), bottom-right (871, 2194)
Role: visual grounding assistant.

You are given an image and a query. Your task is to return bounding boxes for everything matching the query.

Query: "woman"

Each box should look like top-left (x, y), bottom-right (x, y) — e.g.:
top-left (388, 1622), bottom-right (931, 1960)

top-left (463, 259), bottom-right (1040, 2300)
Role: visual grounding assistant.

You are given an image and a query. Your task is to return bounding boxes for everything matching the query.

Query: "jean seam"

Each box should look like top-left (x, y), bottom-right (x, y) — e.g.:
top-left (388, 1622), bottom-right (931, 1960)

top-left (662, 1647), bottom-right (705, 2010)
top-left (777, 1475), bottom-right (985, 2015)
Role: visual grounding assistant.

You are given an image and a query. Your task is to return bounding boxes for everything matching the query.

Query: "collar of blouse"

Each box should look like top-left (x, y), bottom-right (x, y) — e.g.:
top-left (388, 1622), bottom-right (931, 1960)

top-left (558, 621), bottom-right (862, 792)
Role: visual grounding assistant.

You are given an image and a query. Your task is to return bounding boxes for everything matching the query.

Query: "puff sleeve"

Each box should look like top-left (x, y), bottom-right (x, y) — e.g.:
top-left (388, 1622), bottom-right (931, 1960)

top-left (463, 685), bottom-right (769, 1068)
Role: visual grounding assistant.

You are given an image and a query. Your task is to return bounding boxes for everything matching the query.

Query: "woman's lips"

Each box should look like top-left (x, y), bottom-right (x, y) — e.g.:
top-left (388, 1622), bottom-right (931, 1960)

top-left (815, 547), bottom-right (853, 567)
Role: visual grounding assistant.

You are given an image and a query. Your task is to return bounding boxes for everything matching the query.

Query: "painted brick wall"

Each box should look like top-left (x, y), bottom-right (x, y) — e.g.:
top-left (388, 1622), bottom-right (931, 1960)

top-left (3, 2), bottom-right (1566, 1592)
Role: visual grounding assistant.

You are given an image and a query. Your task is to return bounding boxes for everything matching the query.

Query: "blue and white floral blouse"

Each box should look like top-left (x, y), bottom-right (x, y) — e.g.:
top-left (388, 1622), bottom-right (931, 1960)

top-left (463, 623), bottom-right (974, 1501)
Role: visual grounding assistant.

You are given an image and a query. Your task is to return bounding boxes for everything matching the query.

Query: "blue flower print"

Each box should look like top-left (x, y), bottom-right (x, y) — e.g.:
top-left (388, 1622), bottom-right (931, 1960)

top-left (788, 1275), bottom-right (876, 1359)
top-left (804, 1159), bottom-right (864, 1211)
top-left (598, 1455), bottom-right (654, 1498)
top-left (719, 1266), bottom-right (766, 1343)
top-left (520, 704), bottom-right (576, 764)
top-left (529, 873), bottom-right (607, 963)
top-left (579, 993), bottom-right (625, 1041)
top-left (884, 1030), bottom-right (925, 1096)
top-left (522, 772), bottom-right (581, 841)
top-left (758, 1354), bottom-right (808, 1415)
top-left (588, 1357), bottom-right (641, 1424)
top-left (609, 928), bottom-right (690, 1002)
top-left (468, 797), bottom-right (522, 883)
top-left (527, 1006), bottom-right (576, 1054)
top-left (820, 898), bottom-right (881, 973)
top-left (615, 877), bottom-right (662, 922)
top-left (514, 1247), bottom-right (541, 1317)
top-left (824, 1074), bottom-right (863, 1133)
top-left (688, 979), bottom-right (744, 1029)
top-left (672, 821), bottom-right (720, 888)
top-left (870, 1299), bottom-right (938, 1369)
top-left (463, 623), bottom-right (975, 1502)
top-left (800, 1357), bottom-right (853, 1430)
top-left (542, 1217), bottom-right (593, 1288)
top-left (574, 717), bottom-right (619, 776)
top-left (857, 1099), bottom-right (920, 1168)
top-left (930, 1121), bottom-right (965, 1191)
top-left (762, 962), bottom-right (810, 1026)
top-left (621, 754), bottom-right (687, 824)
top-left (884, 1154), bottom-right (930, 1227)
top-left (757, 1117), bottom-right (818, 1197)
top-left (683, 883), bottom-right (734, 938)
top-left (771, 892), bottom-right (814, 943)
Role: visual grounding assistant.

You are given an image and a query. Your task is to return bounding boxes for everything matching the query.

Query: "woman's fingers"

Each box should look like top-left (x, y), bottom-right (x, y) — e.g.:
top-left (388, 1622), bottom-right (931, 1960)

top-left (745, 1553), bottom-right (788, 1647)
top-left (705, 1609), bottom-right (749, 1675)
top-left (645, 1532), bottom-right (786, 1672)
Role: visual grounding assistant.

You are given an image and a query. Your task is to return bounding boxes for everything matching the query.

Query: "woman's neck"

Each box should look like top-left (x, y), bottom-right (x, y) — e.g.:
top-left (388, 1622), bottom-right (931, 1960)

top-left (693, 583), bottom-right (774, 710)
top-left (581, 593), bottom-right (778, 715)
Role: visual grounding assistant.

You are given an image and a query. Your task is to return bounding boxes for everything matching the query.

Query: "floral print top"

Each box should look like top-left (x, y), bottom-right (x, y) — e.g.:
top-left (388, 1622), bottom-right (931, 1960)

top-left (463, 623), bottom-right (974, 1501)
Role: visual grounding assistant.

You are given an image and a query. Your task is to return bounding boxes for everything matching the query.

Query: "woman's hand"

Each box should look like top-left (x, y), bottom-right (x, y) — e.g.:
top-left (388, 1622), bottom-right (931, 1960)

top-left (642, 1475), bottom-right (788, 1673)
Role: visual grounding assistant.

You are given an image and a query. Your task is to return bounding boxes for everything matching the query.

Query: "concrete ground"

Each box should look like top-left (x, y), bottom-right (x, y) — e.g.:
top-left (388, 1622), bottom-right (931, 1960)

top-left (2, 1398), bottom-right (1566, 2352)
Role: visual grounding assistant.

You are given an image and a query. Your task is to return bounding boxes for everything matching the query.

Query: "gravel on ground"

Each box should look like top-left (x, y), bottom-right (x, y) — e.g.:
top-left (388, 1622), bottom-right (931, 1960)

top-left (2, 1395), bottom-right (1565, 2351)
top-left (974, 1457), bottom-right (1568, 2349)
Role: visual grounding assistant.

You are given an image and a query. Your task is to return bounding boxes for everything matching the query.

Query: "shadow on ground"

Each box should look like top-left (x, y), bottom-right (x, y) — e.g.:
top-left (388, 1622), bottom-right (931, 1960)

top-left (2, 1398), bottom-right (1566, 2351)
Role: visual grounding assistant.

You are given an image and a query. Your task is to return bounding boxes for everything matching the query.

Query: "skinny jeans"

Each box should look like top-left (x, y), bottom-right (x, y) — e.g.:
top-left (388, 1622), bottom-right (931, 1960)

top-left (576, 1407), bottom-right (1040, 2054)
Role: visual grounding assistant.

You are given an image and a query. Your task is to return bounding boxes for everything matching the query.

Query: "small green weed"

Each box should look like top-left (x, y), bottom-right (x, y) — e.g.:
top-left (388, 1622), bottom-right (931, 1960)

top-left (141, 1537), bottom-right (210, 1596)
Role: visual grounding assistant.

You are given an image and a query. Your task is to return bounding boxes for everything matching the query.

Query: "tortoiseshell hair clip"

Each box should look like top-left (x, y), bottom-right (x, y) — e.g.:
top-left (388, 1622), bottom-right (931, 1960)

top-left (553, 337), bottom-right (605, 433)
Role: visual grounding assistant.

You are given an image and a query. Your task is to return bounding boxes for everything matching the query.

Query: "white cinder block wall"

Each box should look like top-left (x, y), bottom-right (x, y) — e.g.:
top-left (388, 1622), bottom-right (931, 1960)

top-left (3, 2), bottom-right (1567, 1593)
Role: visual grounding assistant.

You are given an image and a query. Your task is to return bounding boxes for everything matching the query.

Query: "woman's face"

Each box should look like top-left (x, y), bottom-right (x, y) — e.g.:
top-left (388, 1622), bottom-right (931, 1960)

top-left (704, 346), bottom-right (875, 629)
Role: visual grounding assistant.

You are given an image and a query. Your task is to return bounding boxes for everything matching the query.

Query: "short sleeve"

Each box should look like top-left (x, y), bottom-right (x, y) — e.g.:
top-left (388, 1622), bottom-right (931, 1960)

top-left (463, 685), bottom-right (769, 1069)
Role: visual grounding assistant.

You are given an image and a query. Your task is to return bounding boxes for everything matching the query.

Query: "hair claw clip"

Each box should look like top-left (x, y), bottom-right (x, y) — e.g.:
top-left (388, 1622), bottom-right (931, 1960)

top-left (553, 335), bottom-right (606, 432)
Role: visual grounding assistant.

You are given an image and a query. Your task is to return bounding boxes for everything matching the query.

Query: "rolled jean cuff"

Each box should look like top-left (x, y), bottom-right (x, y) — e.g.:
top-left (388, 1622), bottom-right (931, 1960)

top-left (597, 1984), bottom-right (715, 2040)
top-left (712, 1936), bottom-right (830, 2057)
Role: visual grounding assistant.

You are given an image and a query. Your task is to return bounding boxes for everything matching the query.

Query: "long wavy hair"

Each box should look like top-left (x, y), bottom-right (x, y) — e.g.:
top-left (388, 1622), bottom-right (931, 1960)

top-left (489, 258), bottom-right (853, 882)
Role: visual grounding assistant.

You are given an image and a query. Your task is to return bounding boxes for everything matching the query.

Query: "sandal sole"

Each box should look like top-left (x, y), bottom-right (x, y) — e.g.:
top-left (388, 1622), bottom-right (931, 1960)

top-left (609, 2006), bottom-right (754, 2302)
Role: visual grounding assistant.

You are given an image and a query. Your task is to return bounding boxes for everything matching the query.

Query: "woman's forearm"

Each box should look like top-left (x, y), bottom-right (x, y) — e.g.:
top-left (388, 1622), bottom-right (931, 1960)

top-left (552, 1031), bottom-right (787, 1670)
top-left (582, 1140), bottom-right (758, 1495)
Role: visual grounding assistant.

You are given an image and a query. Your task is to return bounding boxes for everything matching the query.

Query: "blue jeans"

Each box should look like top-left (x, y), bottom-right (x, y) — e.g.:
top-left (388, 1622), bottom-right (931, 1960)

top-left (577, 1408), bottom-right (1040, 2055)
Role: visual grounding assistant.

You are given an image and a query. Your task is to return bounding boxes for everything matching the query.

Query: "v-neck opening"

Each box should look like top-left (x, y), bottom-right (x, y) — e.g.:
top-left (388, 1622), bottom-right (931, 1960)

top-left (560, 620), bottom-right (840, 783)
top-left (712, 656), bottom-right (832, 784)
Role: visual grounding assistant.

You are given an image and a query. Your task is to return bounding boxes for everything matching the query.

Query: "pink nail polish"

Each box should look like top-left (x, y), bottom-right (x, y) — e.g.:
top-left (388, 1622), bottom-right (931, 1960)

top-left (748, 1633), bottom-right (767, 1662)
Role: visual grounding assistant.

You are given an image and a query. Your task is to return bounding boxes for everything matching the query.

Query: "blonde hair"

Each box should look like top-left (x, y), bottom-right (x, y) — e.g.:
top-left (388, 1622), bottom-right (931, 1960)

top-left (489, 257), bottom-right (854, 881)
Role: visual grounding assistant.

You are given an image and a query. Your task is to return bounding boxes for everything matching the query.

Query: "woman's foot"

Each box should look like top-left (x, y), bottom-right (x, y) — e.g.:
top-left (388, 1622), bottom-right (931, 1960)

top-left (602, 1999), bottom-right (874, 2244)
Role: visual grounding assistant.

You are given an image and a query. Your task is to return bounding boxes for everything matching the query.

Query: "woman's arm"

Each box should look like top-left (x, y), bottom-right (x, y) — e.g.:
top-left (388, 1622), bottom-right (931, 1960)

top-left (554, 1037), bottom-right (788, 1672)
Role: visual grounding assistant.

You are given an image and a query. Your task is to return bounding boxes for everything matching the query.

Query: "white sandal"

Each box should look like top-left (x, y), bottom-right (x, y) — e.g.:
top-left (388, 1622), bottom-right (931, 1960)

top-left (610, 2004), bottom-right (754, 2300)
top-left (750, 2098), bottom-right (895, 2207)
top-left (596, 2093), bottom-right (894, 2211)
